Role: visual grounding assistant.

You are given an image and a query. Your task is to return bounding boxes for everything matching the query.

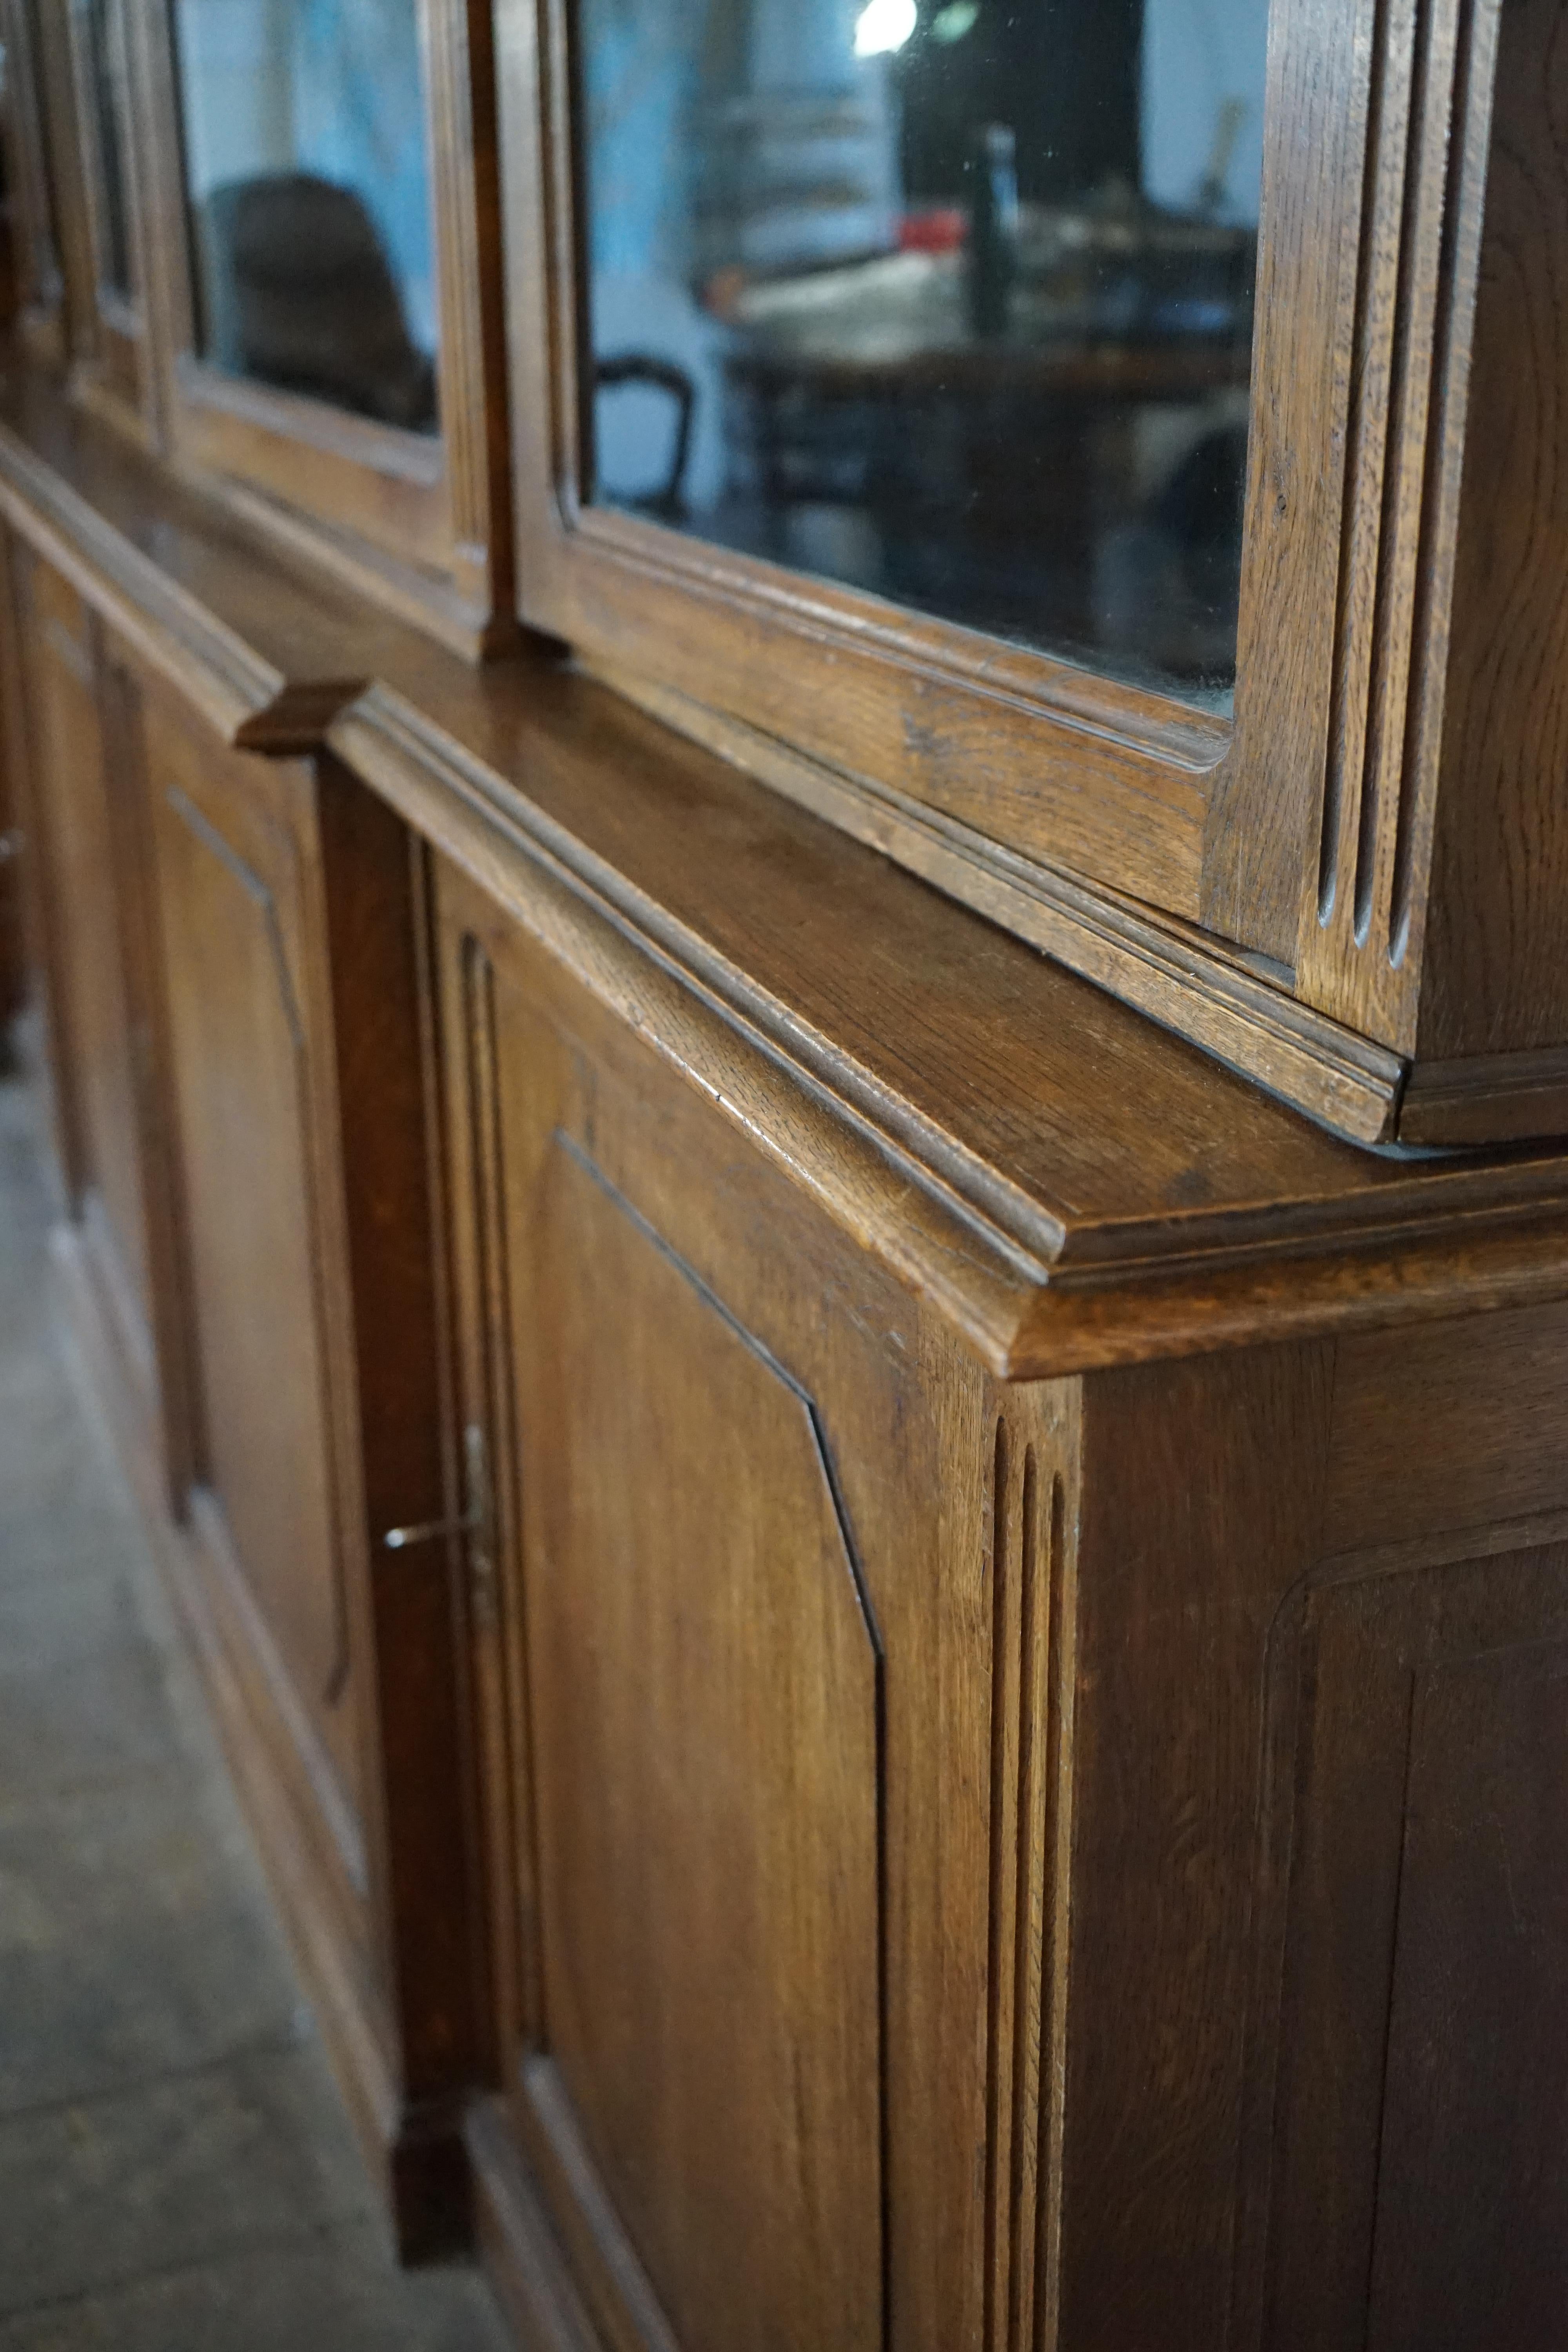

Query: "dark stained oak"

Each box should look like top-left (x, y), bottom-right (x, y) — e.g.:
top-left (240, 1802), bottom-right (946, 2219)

top-left (9, 12), bottom-right (1568, 2348)
top-left (433, 855), bottom-right (1083, 2352)
top-left (6, 352), bottom-right (1568, 1358)
top-left (145, 692), bottom-right (368, 1825)
top-left (428, 816), bottom-right (1568, 2352)
top-left (1364, 1638), bottom-right (1568, 2352)
top-left (0, 518), bottom-right (83, 1181)
top-left (1327, 1299), bottom-right (1568, 1553)
top-left (1417, 0), bottom-right (1568, 1060)
top-left (5, 541), bottom-right (159, 1403)
top-left (523, 1141), bottom-right (883, 2352)
top-left (1059, 1343), bottom-right (1335, 2350)
top-left (3, 599), bottom-right (489, 2259)
top-left (130, 0), bottom-right (513, 653)
top-left (489, 0), bottom-right (1568, 1147)
top-left (1258, 1535), bottom-right (1568, 2352)
top-left (14, 352), bottom-right (1568, 1361)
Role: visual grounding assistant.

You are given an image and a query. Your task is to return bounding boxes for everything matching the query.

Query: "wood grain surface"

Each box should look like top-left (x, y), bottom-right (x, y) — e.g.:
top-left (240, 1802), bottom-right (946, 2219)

top-left (1419, 0), bottom-right (1568, 1057)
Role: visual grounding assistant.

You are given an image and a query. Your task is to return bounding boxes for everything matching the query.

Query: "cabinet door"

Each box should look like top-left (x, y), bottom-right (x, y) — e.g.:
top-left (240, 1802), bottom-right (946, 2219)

top-left (144, 688), bottom-right (370, 1875)
top-left (1057, 1319), bottom-right (1568, 2352)
top-left (11, 551), bottom-right (155, 1351)
top-left (435, 856), bottom-right (1058, 2352)
top-left (132, 708), bottom-right (481, 2250)
top-left (502, 0), bottom-right (1568, 1149)
top-left (1262, 1542), bottom-right (1568, 2352)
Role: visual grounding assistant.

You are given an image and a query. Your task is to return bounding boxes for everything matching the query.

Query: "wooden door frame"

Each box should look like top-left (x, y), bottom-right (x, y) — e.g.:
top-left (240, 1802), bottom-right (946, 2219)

top-left (130, 0), bottom-right (514, 654)
top-left (498, 0), bottom-right (1506, 1091)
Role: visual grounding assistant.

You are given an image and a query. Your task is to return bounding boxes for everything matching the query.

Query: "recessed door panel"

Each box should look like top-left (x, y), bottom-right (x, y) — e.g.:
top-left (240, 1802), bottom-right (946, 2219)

top-left (513, 1128), bottom-right (884, 2352)
top-left (1258, 1539), bottom-right (1568, 2352)
top-left (1366, 1637), bottom-right (1568, 2352)
top-left (147, 699), bottom-right (360, 1821)
top-left (434, 851), bottom-right (1049, 2352)
top-left (23, 559), bottom-right (150, 1332)
top-left (441, 891), bottom-right (890, 2352)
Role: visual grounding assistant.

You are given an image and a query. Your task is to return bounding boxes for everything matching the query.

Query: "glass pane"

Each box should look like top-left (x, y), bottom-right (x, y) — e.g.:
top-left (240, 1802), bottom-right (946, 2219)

top-left (579, 0), bottom-right (1268, 711)
top-left (172, 0), bottom-right (439, 434)
top-left (15, 0), bottom-right (66, 298)
top-left (82, 0), bottom-right (133, 300)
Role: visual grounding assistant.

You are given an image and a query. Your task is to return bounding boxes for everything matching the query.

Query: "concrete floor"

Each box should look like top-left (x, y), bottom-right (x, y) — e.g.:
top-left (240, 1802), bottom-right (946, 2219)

top-left (0, 1072), bottom-right (512, 2350)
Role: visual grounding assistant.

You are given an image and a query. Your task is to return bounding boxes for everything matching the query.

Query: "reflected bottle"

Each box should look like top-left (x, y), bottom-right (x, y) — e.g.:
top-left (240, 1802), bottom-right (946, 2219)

top-left (967, 122), bottom-right (1019, 339)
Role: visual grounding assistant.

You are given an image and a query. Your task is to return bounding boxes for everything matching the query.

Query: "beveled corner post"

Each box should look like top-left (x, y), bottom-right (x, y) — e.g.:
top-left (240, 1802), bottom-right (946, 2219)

top-left (129, 0), bottom-right (514, 658)
top-left (497, 0), bottom-right (1568, 1150)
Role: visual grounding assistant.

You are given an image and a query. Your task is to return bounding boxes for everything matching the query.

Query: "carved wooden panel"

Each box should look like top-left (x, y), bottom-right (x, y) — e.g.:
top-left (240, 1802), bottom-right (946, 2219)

top-left (1367, 1637), bottom-right (1568, 2350)
top-left (145, 693), bottom-right (363, 1830)
top-left (1255, 1537), bottom-right (1568, 2352)
top-left (514, 1131), bottom-right (884, 2352)
top-left (1061, 1346), bottom-right (1336, 2352)
top-left (1328, 1299), bottom-right (1568, 1553)
top-left (434, 853), bottom-right (1047, 2352)
top-left (15, 552), bottom-right (152, 1339)
top-left (1024, 1338), bottom-right (1568, 2352)
top-left (3, 0), bottom-right (68, 356)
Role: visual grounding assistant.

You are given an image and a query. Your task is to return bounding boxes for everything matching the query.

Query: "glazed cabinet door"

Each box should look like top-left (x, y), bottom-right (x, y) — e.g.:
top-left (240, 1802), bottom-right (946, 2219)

top-left (501, 0), bottom-right (1568, 1149)
top-left (434, 854), bottom-right (1072, 2352)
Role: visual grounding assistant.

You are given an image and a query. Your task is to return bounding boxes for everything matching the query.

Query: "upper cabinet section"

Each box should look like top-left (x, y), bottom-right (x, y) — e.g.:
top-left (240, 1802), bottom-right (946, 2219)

top-left (141, 0), bottom-right (511, 653)
top-left (578, 0), bottom-right (1265, 714)
top-left (172, 0), bottom-right (440, 435)
top-left (5, 0), bottom-right (1568, 1148)
top-left (502, 0), bottom-right (1568, 1149)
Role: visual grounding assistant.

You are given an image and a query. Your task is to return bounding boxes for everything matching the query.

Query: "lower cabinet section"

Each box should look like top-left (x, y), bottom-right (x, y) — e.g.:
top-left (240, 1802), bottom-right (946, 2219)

top-left (124, 704), bottom-right (485, 2252)
top-left (12, 516), bottom-right (1568, 2347)
top-left (4, 552), bottom-right (483, 2258)
top-left (430, 861), bottom-right (1568, 2352)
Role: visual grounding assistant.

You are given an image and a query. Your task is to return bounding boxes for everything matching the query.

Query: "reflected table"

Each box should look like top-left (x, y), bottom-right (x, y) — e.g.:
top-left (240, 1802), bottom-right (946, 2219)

top-left (722, 249), bottom-right (1252, 661)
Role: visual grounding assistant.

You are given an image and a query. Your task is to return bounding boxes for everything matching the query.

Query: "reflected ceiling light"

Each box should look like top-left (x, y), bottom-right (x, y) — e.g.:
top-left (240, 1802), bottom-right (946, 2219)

top-left (854, 0), bottom-right (918, 56)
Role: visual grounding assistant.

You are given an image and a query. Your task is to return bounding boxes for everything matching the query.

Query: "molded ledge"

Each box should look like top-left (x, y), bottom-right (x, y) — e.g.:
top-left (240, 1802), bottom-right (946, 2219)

top-left (9, 359), bottom-right (1568, 1375)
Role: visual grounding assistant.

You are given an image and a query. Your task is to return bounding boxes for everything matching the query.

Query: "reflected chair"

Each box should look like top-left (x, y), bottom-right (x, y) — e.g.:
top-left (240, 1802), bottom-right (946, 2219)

top-left (593, 354), bottom-right (697, 521)
top-left (193, 172), bottom-right (437, 432)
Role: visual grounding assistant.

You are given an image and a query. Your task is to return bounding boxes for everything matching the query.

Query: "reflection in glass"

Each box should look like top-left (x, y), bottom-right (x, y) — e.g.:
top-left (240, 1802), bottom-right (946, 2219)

top-left (17, 0), bottom-right (67, 305)
top-left (82, 0), bottom-right (133, 300)
top-left (172, 0), bottom-right (439, 432)
top-left (579, 0), bottom-right (1268, 708)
